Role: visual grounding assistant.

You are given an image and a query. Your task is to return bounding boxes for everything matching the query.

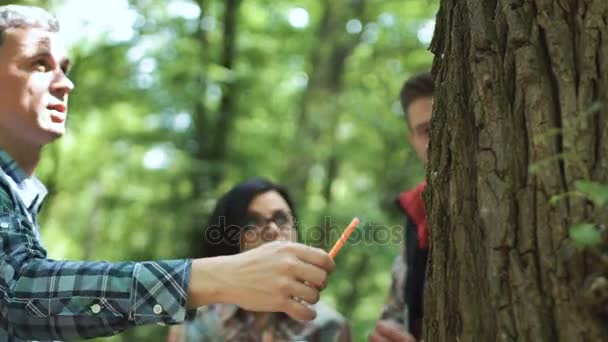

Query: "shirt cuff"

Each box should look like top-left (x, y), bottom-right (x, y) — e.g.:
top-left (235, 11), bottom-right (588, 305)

top-left (130, 259), bottom-right (192, 325)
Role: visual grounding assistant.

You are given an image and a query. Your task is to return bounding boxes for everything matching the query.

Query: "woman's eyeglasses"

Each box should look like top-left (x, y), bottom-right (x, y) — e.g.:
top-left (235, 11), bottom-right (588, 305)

top-left (244, 210), bottom-right (294, 230)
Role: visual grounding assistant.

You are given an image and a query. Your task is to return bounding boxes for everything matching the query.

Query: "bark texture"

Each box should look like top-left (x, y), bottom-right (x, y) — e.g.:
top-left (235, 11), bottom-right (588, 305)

top-left (425, 1), bottom-right (608, 341)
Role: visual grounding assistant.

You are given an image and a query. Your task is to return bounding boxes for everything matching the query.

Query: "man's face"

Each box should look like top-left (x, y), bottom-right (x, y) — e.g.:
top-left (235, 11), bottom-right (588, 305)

top-left (407, 96), bottom-right (432, 165)
top-left (0, 27), bottom-right (73, 148)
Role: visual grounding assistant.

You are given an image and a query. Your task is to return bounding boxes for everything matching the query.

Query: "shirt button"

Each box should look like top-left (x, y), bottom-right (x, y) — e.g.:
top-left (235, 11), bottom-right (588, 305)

top-left (0, 222), bottom-right (8, 228)
top-left (90, 304), bottom-right (102, 314)
top-left (153, 304), bottom-right (163, 315)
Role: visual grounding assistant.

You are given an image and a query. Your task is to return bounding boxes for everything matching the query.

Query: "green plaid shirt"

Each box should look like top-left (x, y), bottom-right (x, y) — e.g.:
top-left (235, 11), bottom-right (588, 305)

top-left (0, 151), bottom-right (192, 341)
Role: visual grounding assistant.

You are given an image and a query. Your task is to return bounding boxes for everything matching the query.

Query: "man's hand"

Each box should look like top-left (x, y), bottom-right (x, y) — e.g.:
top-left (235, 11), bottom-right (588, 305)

top-left (369, 320), bottom-right (416, 342)
top-left (187, 241), bottom-right (335, 321)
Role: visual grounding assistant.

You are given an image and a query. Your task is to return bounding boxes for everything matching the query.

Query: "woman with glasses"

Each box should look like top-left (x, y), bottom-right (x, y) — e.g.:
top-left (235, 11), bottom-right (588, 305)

top-left (168, 178), bottom-right (352, 342)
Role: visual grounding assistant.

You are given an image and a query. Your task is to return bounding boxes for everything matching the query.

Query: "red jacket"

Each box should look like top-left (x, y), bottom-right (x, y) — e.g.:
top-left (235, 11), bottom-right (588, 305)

top-left (397, 180), bottom-right (428, 249)
top-left (397, 181), bottom-right (428, 338)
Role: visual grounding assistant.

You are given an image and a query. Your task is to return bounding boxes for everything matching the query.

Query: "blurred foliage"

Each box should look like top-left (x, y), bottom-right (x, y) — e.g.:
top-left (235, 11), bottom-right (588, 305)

top-left (575, 180), bottom-right (608, 208)
top-left (7, 0), bottom-right (437, 340)
top-left (569, 181), bottom-right (608, 248)
top-left (569, 223), bottom-right (602, 247)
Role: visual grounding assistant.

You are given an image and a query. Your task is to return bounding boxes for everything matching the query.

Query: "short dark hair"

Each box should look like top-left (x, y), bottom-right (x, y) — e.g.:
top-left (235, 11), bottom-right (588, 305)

top-left (400, 72), bottom-right (434, 125)
top-left (0, 5), bottom-right (59, 46)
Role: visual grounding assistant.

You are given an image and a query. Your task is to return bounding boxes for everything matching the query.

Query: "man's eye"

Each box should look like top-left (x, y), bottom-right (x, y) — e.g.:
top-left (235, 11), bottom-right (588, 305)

top-left (34, 60), bottom-right (51, 72)
top-left (418, 125), bottom-right (430, 136)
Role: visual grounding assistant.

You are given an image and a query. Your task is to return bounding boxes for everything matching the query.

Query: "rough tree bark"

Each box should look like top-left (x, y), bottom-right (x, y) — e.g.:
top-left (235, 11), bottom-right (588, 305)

top-left (425, 1), bottom-right (608, 341)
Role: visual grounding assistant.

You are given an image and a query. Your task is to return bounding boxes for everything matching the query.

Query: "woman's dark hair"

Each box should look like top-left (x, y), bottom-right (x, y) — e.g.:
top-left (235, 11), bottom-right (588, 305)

top-left (197, 177), bottom-right (298, 258)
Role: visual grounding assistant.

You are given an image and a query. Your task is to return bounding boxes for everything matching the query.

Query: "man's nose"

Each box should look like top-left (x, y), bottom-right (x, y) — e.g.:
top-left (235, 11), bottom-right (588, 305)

top-left (50, 71), bottom-right (74, 99)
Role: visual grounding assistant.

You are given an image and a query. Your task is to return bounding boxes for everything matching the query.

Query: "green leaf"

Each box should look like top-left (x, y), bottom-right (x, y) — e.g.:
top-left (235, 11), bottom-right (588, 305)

top-left (569, 223), bottom-right (602, 247)
top-left (549, 194), bottom-right (562, 206)
top-left (575, 180), bottom-right (608, 207)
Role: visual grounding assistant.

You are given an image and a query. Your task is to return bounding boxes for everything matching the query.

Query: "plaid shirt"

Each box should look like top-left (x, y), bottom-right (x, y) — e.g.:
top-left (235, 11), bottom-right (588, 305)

top-left (181, 302), bottom-right (351, 342)
top-left (0, 151), bottom-right (192, 341)
top-left (378, 254), bottom-right (408, 329)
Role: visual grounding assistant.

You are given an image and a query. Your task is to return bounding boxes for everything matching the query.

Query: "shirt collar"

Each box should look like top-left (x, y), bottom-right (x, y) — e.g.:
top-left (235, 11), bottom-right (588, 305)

top-left (0, 150), bottom-right (29, 183)
top-left (0, 150), bottom-right (48, 214)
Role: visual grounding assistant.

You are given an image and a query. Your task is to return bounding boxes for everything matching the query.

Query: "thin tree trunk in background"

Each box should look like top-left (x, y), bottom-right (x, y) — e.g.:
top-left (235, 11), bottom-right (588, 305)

top-left (191, 0), bottom-right (211, 197)
top-left (338, 251), bottom-right (371, 317)
top-left (281, 0), bottom-right (333, 201)
top-left (209, 0), bottom-right (241, 186)
top-left (317, 0), bottom-right (366, 250)
top-left (282, 0), bottom-right (365, 204)
top-left (425, 1), bottom-right (608, 341)
top-left (187, 0), bottom-right (242, 255)
top-left (187, 0), bottom-right (213, 256)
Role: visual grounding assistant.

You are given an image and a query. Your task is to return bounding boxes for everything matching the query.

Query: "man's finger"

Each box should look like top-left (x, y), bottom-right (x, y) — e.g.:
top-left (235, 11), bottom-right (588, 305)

top-left (369, 330), bottom-right (392, 342)
top-left (291, 244), bottom-right (335, 272)
top-left (288, 280), bottom-right (320, 304)
top-left (283, 298), bottom-right (317, 321)
top-left (293, 261), bottom-right (327, 289)
top-left (376, 320), bottom-right (416, 342)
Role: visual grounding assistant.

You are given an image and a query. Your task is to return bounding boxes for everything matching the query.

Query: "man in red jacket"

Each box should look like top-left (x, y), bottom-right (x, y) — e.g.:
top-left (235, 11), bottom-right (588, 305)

top-left (370, 72), bottom-right (433, 342)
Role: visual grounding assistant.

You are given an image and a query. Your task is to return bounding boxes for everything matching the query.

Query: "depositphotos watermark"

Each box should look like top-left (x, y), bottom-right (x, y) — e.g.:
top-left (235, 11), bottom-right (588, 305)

top-left (203, 216), bottom-right (404, 246)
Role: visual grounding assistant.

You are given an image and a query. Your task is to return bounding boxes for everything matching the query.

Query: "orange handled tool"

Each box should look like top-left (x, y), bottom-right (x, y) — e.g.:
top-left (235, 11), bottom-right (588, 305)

top-left (328, 217), bottom-right (360, 259)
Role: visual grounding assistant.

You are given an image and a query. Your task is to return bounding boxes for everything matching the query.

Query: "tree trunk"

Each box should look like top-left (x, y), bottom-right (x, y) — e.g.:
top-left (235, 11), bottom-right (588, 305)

top-left (425, 1), bottom-right (608, 341)
top-left (191, 0), bottom-right (211, 197)
top-left (282, 0), bottom-right (366, 202)
top-left (208, 0), bottom-right (241, 186)
top-left (187, 0), bottom-right (242, 256)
